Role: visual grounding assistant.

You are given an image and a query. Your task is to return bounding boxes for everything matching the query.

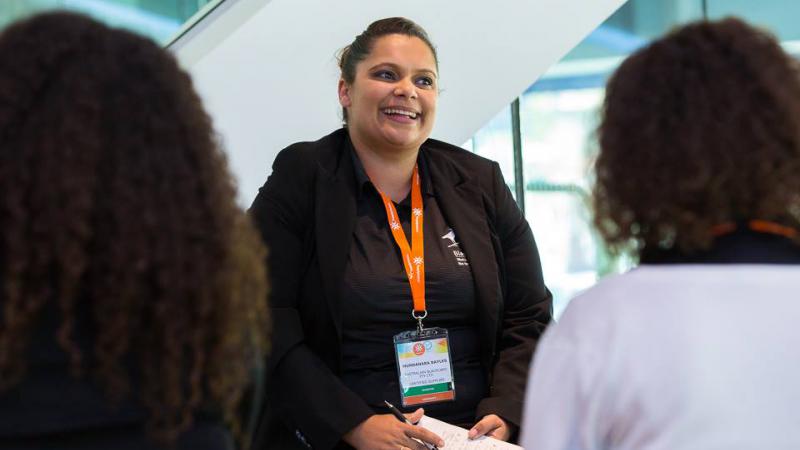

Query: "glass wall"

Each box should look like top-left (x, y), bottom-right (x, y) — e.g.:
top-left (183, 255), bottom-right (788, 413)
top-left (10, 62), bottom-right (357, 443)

top-left (468, 0), bottom-right (797, 317)
top-left (707, 0), bottom-right (800, 41)
top-left (0, 0), bottom-right (218, 44)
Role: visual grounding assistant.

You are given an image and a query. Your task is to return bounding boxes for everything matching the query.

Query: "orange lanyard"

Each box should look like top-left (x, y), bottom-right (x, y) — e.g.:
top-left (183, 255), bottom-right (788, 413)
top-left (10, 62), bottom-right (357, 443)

top-left (376, 165), bottom-right (426, 316)
top-left (711, 219), bottom-right (798, 239)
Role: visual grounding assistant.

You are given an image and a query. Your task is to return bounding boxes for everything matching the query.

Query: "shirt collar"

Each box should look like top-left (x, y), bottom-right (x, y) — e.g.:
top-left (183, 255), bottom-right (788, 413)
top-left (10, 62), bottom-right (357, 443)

top-left (347, 135), bottom-right (434, 201)
top-left (639, 227), bottom-right (800, 265)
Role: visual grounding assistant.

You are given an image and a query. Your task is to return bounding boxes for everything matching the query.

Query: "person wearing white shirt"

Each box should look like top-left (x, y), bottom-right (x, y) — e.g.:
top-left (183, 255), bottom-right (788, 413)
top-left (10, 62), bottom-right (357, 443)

top-left (521, 17), bottom-right (800, 450)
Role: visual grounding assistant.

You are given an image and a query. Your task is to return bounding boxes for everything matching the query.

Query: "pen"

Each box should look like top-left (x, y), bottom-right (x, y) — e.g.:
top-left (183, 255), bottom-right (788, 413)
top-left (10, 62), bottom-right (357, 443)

top-left (384, 400), bottom-right (439, 450)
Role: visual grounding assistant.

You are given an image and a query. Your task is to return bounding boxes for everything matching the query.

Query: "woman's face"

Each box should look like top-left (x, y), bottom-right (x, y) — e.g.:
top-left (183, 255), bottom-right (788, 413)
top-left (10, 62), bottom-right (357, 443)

top-left (339, 34), bottom-right (438, 154)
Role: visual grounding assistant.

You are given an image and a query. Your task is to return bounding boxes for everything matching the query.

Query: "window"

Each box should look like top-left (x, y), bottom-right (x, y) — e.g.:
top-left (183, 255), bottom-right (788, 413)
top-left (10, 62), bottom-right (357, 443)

top-left (0, 0), bottom-right (218, 45)
top-left (469, 0), bottom-right (706, 317)
top-left (707, 0), bottom-right (800, 41)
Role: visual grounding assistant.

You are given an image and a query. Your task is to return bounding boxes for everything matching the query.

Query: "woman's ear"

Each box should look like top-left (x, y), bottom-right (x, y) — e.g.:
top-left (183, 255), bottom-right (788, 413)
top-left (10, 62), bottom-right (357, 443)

top-left (338, 79), bottom-right (351, 108)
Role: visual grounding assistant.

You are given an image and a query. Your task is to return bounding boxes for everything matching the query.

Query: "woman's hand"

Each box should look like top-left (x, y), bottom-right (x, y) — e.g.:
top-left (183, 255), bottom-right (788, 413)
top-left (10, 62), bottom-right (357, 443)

top-left (468, 414), bottom-right (513, 441)
top-left (343, 408), bottom-right (445, 450)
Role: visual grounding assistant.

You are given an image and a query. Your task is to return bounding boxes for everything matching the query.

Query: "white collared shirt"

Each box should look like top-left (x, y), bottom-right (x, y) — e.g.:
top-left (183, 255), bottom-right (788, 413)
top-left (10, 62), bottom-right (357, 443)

top-left (521, 265), bottom-right (800, 450)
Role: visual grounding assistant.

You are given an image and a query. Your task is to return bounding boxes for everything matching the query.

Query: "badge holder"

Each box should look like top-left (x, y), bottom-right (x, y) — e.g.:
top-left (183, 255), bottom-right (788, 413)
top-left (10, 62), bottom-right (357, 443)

top-left (393, 310), bottom-right (456, 407)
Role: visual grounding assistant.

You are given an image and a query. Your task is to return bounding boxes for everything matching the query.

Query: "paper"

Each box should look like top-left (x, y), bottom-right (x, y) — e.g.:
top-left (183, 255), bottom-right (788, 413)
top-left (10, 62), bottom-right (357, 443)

top-left (418, 416), bottom-right (524, 450)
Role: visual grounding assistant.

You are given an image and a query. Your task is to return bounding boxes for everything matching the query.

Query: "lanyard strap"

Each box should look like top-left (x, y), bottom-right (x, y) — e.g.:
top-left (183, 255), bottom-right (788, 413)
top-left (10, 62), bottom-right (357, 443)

top-left (711, 219), bottom-right (798, 239)
top-left (377, 165), bottom-right (425, 315)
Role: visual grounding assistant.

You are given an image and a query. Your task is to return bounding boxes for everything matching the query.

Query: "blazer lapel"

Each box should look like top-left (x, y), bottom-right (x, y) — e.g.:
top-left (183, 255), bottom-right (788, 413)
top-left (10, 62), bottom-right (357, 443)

top-left (314, 138), bottom-right (357, 342)
top-left (425, 151), bottom-right (502, 369)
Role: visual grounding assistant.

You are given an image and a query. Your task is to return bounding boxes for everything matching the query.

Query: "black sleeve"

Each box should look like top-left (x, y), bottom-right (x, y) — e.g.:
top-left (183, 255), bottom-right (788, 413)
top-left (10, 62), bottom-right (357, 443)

top-left (249, 147), bottom-right (373, 449)
top-left (475, 161), bottom-right (553, 427)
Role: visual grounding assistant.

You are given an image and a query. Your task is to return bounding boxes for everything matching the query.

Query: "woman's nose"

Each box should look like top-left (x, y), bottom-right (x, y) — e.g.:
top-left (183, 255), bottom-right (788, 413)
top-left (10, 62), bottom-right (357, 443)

top-left (393, 78), bottom-right (417, 99)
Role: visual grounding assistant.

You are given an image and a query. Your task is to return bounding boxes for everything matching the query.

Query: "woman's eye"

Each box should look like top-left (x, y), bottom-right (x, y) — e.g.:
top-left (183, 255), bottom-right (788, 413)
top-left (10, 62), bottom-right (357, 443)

top-left (416, 77), bottom-right (434, 87)
top-left (374, 70), bottom-right (396, 80)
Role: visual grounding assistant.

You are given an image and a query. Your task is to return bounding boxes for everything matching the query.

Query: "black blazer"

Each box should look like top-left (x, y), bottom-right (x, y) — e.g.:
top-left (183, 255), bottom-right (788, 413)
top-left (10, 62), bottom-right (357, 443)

top-left (249, 129), bottom-right (552, 449)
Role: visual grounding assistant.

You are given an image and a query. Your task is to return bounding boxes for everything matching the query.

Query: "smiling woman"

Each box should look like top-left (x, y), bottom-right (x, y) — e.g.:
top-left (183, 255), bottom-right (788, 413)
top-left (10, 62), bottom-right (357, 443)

top-left (338, 33), bottom-right (438, 179)
top-left (249, 17), bottom-right (552, 450)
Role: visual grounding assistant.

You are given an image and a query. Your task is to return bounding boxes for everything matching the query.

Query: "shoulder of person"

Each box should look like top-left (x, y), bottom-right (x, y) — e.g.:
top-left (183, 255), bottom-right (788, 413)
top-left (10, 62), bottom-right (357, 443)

top-left (272, 128), bottom-right (348, 174)
top-left (423, 138), bottom-right (496, 169)
top-left (254, 128), bottom-right (348, 214)
top-left (422, 138), bottom-right (501, 192)
top-left (556, 270), bottom-right (647, 333)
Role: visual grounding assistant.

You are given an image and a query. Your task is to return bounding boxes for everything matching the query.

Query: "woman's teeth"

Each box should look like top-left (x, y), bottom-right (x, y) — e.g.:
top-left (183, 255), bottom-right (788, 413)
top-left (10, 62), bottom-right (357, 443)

top-left (384, 108), bottom-right (418, 119)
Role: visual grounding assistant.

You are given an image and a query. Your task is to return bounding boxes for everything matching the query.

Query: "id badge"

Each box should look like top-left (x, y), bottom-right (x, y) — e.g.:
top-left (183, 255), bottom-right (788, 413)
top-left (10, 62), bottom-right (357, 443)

top-left (393, 327), bottom-right (456, 407)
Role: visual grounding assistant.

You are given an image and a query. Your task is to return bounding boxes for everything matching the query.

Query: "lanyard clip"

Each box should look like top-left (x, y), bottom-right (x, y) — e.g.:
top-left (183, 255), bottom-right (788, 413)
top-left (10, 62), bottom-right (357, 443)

top-left (412, 309), bottom-right (427, 334)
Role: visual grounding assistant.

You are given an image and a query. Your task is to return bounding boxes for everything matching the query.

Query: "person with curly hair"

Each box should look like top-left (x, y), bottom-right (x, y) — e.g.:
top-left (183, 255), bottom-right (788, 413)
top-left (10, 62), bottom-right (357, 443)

top-left (0, 11), bottom-right (269, 450)
top-left (520, 17), bottom-right (800, 449)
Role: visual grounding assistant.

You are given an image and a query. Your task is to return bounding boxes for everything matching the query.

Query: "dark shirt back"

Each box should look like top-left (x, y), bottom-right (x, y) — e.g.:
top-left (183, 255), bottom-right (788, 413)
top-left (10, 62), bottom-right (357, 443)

top-left (0, 302), bottom-right (233, 450)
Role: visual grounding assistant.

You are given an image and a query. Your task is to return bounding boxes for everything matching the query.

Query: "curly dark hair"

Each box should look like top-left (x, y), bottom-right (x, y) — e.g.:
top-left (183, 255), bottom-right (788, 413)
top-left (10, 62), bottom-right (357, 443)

top-left (594, 17), bottom-right (800, 256)
top-left (0, 11), bottom-right (268, 444)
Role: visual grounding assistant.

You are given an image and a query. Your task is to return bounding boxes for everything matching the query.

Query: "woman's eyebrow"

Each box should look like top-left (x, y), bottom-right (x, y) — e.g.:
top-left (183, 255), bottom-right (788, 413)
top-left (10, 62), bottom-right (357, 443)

top-left (368, 62), bottom-right (437, 78)
top-left (417, 69), bottom-right (438, 79)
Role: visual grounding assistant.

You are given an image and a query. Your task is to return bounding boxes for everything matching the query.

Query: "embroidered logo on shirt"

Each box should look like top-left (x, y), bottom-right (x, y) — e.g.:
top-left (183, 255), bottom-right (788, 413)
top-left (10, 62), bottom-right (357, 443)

top-left (442, 228), bottom-right (469, 266)
top-left (441, 229), bottom-right (459, 247)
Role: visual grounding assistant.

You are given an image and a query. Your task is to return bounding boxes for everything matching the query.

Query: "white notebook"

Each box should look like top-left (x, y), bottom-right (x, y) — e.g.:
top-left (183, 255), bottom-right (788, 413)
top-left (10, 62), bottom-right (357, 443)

top-left (418, 416), bottom-right (524, 450)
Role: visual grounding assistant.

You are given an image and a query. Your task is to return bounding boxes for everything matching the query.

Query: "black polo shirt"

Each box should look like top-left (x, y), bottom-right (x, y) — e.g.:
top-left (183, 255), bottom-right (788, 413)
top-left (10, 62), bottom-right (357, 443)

top-left (340, 142), bottom-right (486, 427)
